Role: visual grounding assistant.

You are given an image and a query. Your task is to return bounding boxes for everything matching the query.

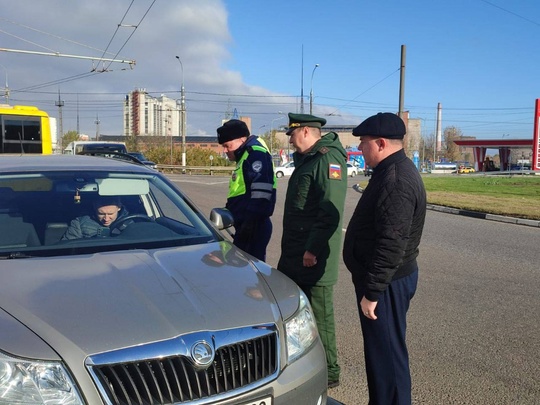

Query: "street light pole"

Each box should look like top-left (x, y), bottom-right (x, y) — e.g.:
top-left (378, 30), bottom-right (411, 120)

top-left (309, 64), bottom-right (319, 115)
top-left (175, 56), bottom-right (186, 167)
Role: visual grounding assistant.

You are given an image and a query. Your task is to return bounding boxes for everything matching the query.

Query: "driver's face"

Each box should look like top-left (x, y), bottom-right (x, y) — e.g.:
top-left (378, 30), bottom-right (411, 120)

top-left (96, 204), bottom-right (121, 226)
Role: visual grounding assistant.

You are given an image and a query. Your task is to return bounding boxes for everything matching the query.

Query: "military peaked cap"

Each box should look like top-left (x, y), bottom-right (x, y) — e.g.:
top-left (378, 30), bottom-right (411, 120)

top-left (286, 113), bottom-right (327, 135)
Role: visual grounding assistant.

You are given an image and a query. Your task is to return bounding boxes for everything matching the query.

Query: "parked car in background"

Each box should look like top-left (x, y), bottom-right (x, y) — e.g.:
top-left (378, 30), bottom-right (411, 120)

top-left (0, 155), bottom-right (328, 405)
top-left (274, 161), bottom-right (295, 178)
top-left (128, 151), bottom-right (158, 169)
top-left (64, 141), bottom-right (127, 155)
top-left (364, 166), bottom-right (373, 176)
top-left (458, 166), bottom-right (476, 174)
top-left (346, 162), bottom-right (358, 177)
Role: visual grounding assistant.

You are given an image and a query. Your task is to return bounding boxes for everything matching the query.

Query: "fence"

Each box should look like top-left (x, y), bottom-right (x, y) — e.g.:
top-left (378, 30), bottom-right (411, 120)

top-left (157, 165), bottom-right (234, 176)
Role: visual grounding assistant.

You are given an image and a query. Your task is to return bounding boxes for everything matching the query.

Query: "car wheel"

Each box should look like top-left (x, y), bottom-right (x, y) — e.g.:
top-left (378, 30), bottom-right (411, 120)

top-left (276, 171), bottom-right (283, 178)
top-left (351, 171), bottom-right (357, 177)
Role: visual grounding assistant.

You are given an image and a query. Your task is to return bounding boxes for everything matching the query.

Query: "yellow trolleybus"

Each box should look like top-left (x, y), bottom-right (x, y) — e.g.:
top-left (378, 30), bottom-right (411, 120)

top-left (0, 104), bottom-right (53, 154)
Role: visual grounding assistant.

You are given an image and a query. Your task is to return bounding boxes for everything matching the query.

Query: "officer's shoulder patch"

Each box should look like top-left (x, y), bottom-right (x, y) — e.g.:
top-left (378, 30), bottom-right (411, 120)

top-left (319, 147), bottom-right (329, 154)
top-left (329, 163), bottom-right (342, 180)
top-left (252, 160), bottom-right (263, 172)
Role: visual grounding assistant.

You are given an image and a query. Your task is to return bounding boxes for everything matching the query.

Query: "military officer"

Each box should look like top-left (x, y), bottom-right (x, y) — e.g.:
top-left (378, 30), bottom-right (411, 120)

top-left (277, 113), bottom-right (347, 388)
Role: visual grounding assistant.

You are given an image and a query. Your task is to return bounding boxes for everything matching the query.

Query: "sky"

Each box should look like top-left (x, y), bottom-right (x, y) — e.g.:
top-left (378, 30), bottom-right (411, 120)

top-left (1, 0), bottom-right (539, 140)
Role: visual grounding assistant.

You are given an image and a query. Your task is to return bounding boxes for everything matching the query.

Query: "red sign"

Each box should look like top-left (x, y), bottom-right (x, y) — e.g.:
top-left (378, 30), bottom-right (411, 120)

top-left (533, 99), bottom-right (540, 171)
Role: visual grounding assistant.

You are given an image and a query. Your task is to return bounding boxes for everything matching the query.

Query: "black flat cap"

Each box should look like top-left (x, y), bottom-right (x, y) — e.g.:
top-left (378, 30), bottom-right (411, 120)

top-left (217, 119), bottom-right (250, 144)
top-left (352, 112), bottom-right (406, 139)
top-left (286, 113), bottom-right (327, 135)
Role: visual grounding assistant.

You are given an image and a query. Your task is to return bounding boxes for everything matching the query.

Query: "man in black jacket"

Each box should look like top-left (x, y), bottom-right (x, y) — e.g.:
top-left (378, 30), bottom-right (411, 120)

top-left (343, 113), bottom-right (426, 405)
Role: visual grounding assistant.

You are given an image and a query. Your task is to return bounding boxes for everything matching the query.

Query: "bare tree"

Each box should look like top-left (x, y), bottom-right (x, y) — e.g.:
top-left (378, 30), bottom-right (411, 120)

top-left (443, 126), bottom-right (463, 162)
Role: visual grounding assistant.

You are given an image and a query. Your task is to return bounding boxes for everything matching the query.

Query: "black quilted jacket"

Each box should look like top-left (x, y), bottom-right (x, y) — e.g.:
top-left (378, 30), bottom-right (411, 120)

top-left (343, 149), bottom-right (426, 301)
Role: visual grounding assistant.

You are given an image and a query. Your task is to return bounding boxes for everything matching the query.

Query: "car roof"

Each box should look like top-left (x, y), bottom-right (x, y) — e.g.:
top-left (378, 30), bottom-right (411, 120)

top-left (0, 155), bottom-right (153, 174)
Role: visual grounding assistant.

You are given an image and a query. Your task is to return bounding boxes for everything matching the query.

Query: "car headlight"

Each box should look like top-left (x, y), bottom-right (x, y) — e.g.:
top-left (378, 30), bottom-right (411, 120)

top-left (0, 351), bottom-right (83, 404)
top-left (284, 290), bottom-right (319, 363)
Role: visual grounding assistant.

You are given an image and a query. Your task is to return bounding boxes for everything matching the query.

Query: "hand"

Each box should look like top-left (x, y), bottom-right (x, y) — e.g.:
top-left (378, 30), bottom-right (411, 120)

top-left (303, 251), bottom-right (317, 267)
top-left (360, 296), bottom-right (378, 320)
top-left (235, 219), bottom-right (257, 243)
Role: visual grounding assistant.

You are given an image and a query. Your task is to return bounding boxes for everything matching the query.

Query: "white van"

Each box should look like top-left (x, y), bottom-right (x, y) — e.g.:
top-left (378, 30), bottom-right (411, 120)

top-left (64, 141), bottom-right (127, 155)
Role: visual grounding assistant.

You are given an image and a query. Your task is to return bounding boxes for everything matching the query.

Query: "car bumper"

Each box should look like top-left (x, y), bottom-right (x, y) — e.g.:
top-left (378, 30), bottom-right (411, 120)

top-left (213, 339), bottom-right (328, 405)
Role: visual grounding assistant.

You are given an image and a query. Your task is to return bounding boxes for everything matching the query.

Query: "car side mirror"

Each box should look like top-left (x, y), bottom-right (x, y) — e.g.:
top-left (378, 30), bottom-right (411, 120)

top-left (210, 208), bottom-right (234, 230)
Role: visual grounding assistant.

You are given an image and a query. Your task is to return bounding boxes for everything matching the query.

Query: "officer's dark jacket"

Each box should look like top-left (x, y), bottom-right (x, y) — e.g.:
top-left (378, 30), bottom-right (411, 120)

top-left (226, 136), bottom-right (276, 225)
top-left (278, 132), bottom-right (347, 287)
top-left (343, 148), bottom-right (426, 302)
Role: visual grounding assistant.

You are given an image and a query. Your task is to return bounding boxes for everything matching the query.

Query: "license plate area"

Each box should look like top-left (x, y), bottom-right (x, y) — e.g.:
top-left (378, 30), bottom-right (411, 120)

top-left (218, 395), bottom-right (272, 405)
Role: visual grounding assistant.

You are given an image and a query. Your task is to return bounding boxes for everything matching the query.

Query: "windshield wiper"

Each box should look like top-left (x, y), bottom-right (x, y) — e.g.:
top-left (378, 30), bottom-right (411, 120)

top-left (0, 252), bottom-right (35, 259)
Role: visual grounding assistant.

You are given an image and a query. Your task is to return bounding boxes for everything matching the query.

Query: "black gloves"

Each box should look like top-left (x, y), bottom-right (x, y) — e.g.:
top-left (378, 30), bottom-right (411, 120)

top-left (235, 218), bottom-right (257, 243)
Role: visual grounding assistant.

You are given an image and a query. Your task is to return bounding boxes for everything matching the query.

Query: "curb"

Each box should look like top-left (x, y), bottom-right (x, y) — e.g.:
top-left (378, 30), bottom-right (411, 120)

top-left (427, 204), bottom-right (540, 228)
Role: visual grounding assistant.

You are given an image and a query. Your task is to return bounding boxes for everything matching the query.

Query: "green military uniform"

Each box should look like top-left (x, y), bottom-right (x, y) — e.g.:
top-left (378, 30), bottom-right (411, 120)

top-left (278, 113), bottom-right (347, 386)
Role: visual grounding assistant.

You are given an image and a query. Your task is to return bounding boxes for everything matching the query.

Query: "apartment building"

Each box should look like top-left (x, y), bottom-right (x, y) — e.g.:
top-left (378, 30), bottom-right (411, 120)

top-left (123, 89), bottom-right (181, 137)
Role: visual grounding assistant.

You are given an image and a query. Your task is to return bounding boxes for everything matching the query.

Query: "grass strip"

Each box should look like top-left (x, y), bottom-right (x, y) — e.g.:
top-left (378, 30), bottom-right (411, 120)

top-left (355, 174), bottom-right (540, 220)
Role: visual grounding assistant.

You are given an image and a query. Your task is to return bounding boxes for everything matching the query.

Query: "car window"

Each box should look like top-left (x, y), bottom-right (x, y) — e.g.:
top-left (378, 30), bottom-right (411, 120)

top-left (0, 171), bottom-right (218, 257)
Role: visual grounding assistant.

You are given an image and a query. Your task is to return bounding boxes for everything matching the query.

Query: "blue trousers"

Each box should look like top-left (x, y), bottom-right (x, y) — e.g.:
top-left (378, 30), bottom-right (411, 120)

top-left (355, 269), bottom-right (418, 405)
top-left (233, 217), bottom-right (272, 262)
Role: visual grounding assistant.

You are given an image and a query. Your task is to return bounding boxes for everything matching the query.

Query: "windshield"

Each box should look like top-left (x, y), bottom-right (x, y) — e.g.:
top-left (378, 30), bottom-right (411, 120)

top-left (129, 152), bottom-right (145, 160)
top-left (0, 171), bottom-right (218, 258)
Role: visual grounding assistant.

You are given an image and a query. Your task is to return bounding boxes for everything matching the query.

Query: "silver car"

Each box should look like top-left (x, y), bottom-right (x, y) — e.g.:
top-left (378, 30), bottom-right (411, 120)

top-left (0, 155), bottom-right (327, 405)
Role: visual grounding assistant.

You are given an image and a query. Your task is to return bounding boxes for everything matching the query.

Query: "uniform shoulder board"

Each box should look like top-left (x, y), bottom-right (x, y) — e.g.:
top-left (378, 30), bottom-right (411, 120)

top-left (319, 147), bottom-right (329, 154)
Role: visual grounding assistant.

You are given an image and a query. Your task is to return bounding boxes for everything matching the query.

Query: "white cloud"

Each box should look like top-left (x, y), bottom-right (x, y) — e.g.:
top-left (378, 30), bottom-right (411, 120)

top-left (1, 0), bottom-right (300, 137)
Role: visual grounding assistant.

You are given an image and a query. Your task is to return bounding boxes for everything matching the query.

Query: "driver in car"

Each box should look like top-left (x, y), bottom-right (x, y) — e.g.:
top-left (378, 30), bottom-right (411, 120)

top-left (62, 196), bottom-right (130, 240)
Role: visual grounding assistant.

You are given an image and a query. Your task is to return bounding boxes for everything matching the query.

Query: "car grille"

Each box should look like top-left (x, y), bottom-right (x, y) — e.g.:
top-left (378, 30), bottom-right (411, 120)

top-left (87, 327), bottom-right (278, 405)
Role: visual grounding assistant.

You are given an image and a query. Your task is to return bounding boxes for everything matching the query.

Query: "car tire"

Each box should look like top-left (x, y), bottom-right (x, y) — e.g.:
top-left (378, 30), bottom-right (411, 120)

top-left (276, 171), bottom-right (283, 178)
top-left (350, 171), bottom-right (357, 177)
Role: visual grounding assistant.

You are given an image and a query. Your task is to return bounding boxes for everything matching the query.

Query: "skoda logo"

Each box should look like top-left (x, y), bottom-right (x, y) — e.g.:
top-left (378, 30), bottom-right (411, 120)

top-left (191, 341), bottom-right (214, 367)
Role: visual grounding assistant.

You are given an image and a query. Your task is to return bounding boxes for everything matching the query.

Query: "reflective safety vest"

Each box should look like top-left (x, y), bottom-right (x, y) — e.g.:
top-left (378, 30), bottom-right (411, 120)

top-left (228, 143), bottom-right (277, 200)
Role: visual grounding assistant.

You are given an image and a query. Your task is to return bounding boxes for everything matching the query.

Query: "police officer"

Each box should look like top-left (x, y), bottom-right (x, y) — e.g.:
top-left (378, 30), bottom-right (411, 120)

top-left (277, 113), bottom-right (347, 388)
top-left (217, 119), bottom-right (276, 261)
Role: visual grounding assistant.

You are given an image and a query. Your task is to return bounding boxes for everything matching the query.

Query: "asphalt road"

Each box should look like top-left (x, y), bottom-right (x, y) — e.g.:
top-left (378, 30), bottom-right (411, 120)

top-left (169, 174), bottom-right (540, 405)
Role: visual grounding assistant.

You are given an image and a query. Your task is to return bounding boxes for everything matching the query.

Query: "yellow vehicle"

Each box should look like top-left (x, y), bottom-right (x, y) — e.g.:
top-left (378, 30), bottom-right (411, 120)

top-left (0, 104), bottom-right (53, 154)
top-left (458, 166), bottom-right (475, 174)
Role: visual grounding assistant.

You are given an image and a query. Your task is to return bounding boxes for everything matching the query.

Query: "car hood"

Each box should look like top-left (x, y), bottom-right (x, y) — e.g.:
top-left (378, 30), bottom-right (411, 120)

top-left (0, 242), bottom-right (298, 361)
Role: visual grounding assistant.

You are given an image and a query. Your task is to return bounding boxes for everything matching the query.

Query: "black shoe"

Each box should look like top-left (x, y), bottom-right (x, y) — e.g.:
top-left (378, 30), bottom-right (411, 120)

top-left (328, 379), bottom-right (340, 389)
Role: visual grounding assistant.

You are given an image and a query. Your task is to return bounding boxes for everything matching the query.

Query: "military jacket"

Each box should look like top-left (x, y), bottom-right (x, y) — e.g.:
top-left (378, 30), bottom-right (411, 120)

top-left (278, 132), bottom-right (347, 286)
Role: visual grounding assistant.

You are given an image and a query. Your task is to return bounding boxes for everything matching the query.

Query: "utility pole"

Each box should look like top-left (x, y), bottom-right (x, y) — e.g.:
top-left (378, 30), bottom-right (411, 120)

top-left (55, 90), bottom-right (64, 139)
top-left (398, 45), bottom-right (406, 119)
top-left (300, 45), bottom-right (304, 114)
top-left (95, 115), bottom-right (100, 141)
top-left (0, 63), bottom-right (9, 103)
top-left (175, 56), bottom-right (187, 167)
top-left (76, 94), bottom-right (80, 135)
